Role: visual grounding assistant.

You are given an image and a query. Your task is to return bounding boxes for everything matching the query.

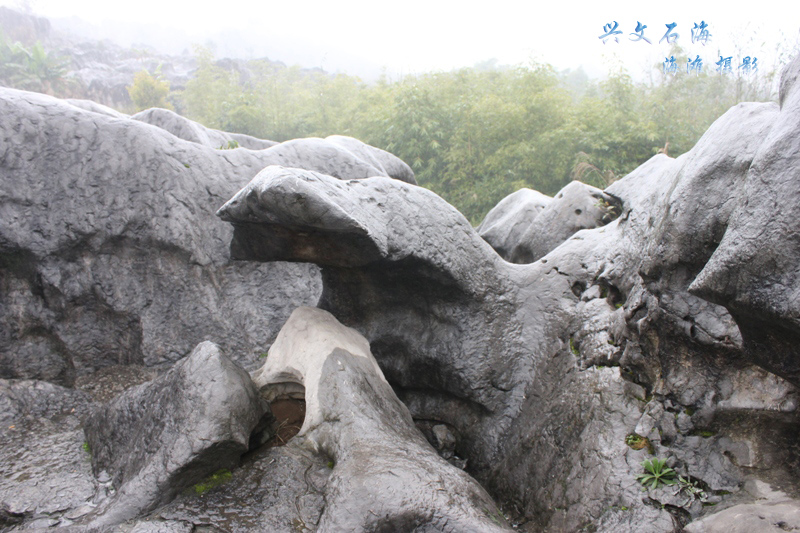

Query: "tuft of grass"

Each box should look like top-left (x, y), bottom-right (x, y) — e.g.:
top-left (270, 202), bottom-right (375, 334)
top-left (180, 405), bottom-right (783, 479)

top-left (193, 469), bottom-right (233, 495)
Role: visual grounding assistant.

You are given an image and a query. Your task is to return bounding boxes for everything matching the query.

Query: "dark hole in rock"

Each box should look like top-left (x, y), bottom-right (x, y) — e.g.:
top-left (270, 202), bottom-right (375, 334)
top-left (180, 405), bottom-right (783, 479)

top-left (575, 209), bottom-right (582, 215)
top-left (571, 281), bottom-right (586, 297)
top-left (257, 382), bottom-right (307, 448)
top-left (267, 399), bottom-right (306, 447)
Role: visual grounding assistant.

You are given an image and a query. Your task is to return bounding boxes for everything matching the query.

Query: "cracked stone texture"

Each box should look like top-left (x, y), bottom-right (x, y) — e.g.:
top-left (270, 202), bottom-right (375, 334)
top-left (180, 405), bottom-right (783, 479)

top-left (0, 88), bottom-right (411, 385)
top-left (478, 181), bottom-right (620, 264)
top-left (219, 57), bottom-right (800, 531)
top-left (252, 306), bottom-right (511, 532)
top-left (153, 443), bottom-right (330, 533)
top-left (0, 379), bottom-right (98, 529)
top-left (82, 341), bottom-right (265, 527)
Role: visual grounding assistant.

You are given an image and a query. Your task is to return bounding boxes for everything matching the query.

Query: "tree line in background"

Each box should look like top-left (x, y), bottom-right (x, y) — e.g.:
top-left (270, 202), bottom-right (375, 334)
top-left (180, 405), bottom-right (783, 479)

top-left (0, 29), bottom-right (788, 224)
top-left (149, 46), bottom-right (779, 223)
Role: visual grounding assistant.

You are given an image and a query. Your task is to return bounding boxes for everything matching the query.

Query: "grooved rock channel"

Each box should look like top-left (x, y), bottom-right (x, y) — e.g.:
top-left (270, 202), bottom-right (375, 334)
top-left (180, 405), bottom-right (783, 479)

top-left (3, 56), bottom-right (800, 532)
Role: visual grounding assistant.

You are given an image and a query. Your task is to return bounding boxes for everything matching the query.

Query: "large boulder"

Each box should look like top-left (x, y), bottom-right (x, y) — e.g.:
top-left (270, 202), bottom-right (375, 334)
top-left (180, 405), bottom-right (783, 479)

top-left (82, 341), bottom-right (265, 526)
top-left (0, 88), bottom-right (411, 386)
top-left (690, 54), bottom-right (800, 388)
top-left (218, 62), bottom-right (800, 530)
top-left (131, 108), bottom-right (277, 150)
top-left (478, 181), bottom-right (620, 263)
top-left (252, 307), bottom-right (511, 532)
top-left (477, 187), bottom-right (551, 259)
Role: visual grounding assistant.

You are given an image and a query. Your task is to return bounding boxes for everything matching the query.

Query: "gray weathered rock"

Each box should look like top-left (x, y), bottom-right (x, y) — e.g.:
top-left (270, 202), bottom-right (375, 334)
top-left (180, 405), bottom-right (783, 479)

top-left (251, 306), bottom-right (510, 532)
top-left (690, 54), bottom-right (800, 388)
top-left (131, 108), bottom-right (277, 150)
top-left (256, 137), bottom-right (417, 183)
top-left (477, 187), bottom-right (551, 258)
top-left (479, 181), bottom-right (620, 263)
top-left (219, 62), bottom-right (800, 530)
top-left (0, 87), bottom-right (341, 384)
top-left (0, 379), bottom-right (97, 528)
top-left (154, 442), bottom-right (329, 532)
top-left (66, 98), bottom-right (129, 119)
top-left (685, 480), bottom-right (800, 533)
top-left (326, 134), bottom-right (417, 184)
top-left (82, 341), bottom-right (265, 527)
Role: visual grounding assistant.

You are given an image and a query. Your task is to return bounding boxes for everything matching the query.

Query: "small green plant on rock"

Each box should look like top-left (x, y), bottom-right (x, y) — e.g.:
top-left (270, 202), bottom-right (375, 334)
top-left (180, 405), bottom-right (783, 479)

top-left (569, 336), bottom-right (580, 356)
top-left (674, 475), bottom-right (708, 506)
top-left (636, 458), bottom-right (676, 489)
top-left (217, 140), bottom-right (240, 150)
top-left (625, 433), bottom-right (653, 453)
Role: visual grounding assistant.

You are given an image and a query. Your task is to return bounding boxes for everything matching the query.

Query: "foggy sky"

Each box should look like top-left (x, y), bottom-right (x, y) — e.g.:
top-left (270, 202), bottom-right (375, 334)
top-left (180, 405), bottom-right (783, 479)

top-left (3, 0), bottom-right (799, 81)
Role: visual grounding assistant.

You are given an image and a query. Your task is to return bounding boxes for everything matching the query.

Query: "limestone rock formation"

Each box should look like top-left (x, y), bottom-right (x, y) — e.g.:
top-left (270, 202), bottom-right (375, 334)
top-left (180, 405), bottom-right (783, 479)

top-left (325, 134), bottom-right (417, 184)
top-left (0, 88), bottom-right (416, 387)
top-left (478, 181), bottom-right (620, 263)
top-left (219, 54), bottom-right (800, 531)
top-left (255, 136), bottom-right (417, 184)
top-left (252, 307), bottom-right (511, 532)
top-left (476, 187), bottom-right (551, 258)
top-left (131, 108), bottom-right (277, 150)
top-left (66, 98), bottom-right (129, 119)
top-left (82, 341), bottom-right (265, 527)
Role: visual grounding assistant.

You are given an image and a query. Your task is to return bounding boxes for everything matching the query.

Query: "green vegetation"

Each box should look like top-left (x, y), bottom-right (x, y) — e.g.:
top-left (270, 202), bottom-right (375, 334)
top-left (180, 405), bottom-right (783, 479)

top-left (82, 441), bottom-right (90, 453)
top-left (569, 336), bottom-right (580, 356)
top-left (0, 33), bottom-right (70, 95)
top-left (675, 475), bottom-right (708, 506)
top-left (625, 433), bottom-right (653, 453)
top-left (192, 468), bottom-right (233, 495)
top-left (166, 45), bottom-right (784, 224)
top-left (127, 67), bottom-right (172, 111)
top-left (1, 32), bottom-right (786, 224)
top-left (636, 458), bottom-right (677, 490)
top-left (218, 140), bottom-right (240, 150)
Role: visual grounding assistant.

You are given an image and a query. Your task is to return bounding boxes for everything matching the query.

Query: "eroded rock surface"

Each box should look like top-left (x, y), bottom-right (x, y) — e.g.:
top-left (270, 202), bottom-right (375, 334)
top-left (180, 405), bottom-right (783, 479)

top-left (478, 180), bottom-right (620, 263)
top-left (131, 108), bottom-right (277, 150)
top-left (477, 187), bottom-right (551, 259)
top-left (252, 307), bottom-right (511, 532)
top-left (82, 341), bottom-right (265, 527)
top-left (0, 88), bottom-right (413, 386)
top-left (219, 55), bottom-right (800, 532)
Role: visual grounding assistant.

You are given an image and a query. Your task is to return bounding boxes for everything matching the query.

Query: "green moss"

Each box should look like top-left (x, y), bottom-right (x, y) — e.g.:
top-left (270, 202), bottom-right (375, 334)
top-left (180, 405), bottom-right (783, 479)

top-left (82, 441), bottom-right (90, 453)
top-left (569, 337), bottom-right (580, 356)
top-left (625, 433), bottom-right (654, 454)
top-left (193, 469), bottom-right (233, 495)
top-left (183, 163), bottom-right (191, 168)
top-left (327, 460), bottom-right (335, 469)
top-left (694, 430), bottom-right (717, 438)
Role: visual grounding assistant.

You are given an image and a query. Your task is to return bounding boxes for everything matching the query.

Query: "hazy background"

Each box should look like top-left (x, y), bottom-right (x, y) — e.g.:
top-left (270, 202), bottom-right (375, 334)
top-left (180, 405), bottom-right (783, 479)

top-left (3, 0), bottom-right (798, 81)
